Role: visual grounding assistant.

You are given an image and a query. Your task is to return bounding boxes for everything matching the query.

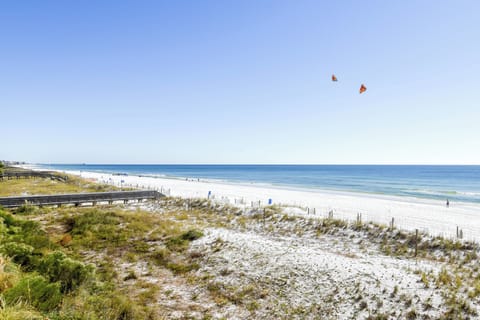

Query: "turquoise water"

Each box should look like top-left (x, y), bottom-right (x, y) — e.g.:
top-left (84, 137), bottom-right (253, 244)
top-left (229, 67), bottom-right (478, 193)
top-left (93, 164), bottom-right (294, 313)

top-left (40, 164), bottom-right (480, 204)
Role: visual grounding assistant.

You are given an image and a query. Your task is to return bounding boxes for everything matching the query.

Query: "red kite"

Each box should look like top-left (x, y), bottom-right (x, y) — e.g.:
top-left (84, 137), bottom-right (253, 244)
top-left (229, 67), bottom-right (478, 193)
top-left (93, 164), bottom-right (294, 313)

top-left (359, 84), bottom-right (367, 94)
top-left (331, 74), bottom-right (338, 82)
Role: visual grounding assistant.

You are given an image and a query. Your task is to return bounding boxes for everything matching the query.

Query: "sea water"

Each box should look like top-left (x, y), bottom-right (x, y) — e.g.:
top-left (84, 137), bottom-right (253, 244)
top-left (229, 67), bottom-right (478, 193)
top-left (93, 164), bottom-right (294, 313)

top-left (39, 164), bottom-right (480, 204)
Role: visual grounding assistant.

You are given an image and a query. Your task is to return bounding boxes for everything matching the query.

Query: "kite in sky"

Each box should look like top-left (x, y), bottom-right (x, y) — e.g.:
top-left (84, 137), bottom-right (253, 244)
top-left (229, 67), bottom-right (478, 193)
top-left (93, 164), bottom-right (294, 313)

top-left (359, 84), bottom-right (367, 94)
top-left (328, 73), bottom-right (367, 94)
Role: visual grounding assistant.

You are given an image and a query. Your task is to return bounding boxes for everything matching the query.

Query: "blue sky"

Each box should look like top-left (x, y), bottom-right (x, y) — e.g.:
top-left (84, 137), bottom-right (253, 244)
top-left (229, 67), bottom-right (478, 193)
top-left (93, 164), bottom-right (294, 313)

top-left (1, 1), bottom-right (479, 164)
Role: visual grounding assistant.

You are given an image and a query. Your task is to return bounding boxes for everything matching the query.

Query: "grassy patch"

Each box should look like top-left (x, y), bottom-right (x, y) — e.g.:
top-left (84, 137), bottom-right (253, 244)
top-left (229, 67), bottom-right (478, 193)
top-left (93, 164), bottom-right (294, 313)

top-left (0, 207), bottom-right (148, 319)
top-left (0, 174), bottom-right (118, 197)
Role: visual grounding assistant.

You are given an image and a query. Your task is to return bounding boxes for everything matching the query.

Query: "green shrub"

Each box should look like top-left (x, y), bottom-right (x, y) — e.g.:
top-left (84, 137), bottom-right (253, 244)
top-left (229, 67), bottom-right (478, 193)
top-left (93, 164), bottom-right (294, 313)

top-left (50, 290), bottom-right (146, 320)
top-left (0, 210), bottom-right (16, 228)
top-left (151, 248), bottom-right (171, 266)
top-left (0, 242), bottom-right (34, 266)
top-left (0, 210), bottom-right (49, 250)
top-left (0, 303), bottom-right (44, 320)
top-left (3, 275), bottom-right (62, 312)
top-left (84, 292), bottom-right (141, 320)
top-left (166, 262), bottom-right (199, 274)
top-left (167, 229), bottom-right (204, 252)
top-left (0, 217), bottom-right (7, 237)
top-left (66, 210), bottom-right (121, 236)
top-left (166, 236), bottom-right (188, 251)
top-left (39, 251), bottom-right (94, 293)
top-left (65, 210), bottom-right (128, 247)
top-left (14, 204), bottom-right (38, 215)
top-left (181, 229), bottom-right (204, 241)
top-left (437, 267), bottom-right (452, 287)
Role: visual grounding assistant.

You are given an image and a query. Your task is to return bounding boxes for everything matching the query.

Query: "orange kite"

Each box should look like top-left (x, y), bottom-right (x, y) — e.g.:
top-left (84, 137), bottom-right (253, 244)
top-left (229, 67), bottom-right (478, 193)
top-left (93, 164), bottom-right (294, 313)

top-left (359, 84), bottom-right (367, 94)
top-left (331, 74), bottom-right (338, 82)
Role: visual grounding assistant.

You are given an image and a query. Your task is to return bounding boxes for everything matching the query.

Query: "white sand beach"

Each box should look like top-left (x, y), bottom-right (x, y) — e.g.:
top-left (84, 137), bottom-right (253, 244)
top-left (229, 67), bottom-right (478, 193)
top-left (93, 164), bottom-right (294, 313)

top-left (42, 168), bottom-right (480, 242)
top-left (11, 165), bottom-right (480, 318)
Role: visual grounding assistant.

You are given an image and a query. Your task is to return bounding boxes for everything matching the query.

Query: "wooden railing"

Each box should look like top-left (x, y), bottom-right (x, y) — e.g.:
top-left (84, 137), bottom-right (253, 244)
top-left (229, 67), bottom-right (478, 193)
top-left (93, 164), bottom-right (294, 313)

top-left (0, 190), bottom-right (164, 208)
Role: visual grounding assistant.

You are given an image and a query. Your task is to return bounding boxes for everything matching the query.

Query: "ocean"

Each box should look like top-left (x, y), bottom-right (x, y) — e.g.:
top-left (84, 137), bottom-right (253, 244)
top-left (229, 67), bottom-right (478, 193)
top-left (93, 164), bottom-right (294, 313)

top-left (39, 164), bottom-right (480, 204)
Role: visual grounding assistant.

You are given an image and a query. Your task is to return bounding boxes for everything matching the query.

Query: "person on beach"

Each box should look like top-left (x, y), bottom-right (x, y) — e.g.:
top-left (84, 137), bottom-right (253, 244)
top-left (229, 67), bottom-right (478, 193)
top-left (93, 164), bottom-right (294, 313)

top-left (446, 199), bottom-right (450, 207)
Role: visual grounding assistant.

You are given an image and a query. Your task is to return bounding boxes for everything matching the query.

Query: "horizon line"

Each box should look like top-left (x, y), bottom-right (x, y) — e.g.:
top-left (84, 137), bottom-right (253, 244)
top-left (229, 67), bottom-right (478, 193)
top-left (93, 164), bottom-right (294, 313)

top-left (29, 162), bottom-right (480, 166)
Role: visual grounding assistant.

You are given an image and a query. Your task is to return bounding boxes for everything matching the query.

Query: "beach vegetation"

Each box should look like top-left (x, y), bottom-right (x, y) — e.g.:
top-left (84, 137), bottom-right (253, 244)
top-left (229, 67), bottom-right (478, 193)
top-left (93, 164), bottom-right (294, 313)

top-left (4, 172), bottom-right (480, 318)
top-left (405, 308), bottom-right (417, 320)
top-left (0, 200), bottom-right (205, 319)
top-left (367, 314), bottom-right (389, 320)
top-left (421, 272), bottom-right (430, 288)
top-left (0, 300), bottom-right (44, 320)
top-left (14, 203), bottom-right (38, 215)
top-left (3, 275), bottom-right (62, 312)
top-left (38, 251), bottom-right (94, 293)
top-left (0, 173), bottom-right (118, 197)
top-left (436, 267), bottom-right (452, 287)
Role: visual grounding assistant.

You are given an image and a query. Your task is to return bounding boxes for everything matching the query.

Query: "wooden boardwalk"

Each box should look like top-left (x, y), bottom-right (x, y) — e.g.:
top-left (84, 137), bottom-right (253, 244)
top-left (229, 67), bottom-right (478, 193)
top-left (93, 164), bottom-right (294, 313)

top-left (0, 190), bottom-right (164, 208)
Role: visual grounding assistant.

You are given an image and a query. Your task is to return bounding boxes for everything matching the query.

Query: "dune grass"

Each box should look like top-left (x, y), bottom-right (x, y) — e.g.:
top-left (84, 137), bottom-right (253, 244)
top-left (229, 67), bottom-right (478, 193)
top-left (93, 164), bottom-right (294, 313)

top-left (0, 174), bottom-right (118, 197)
top-left (0, 202), bottom-right (209, 319)
top-left (0, 174), bottom-right (207, 319)
top-left (3, 172), bottom-right (480, 318)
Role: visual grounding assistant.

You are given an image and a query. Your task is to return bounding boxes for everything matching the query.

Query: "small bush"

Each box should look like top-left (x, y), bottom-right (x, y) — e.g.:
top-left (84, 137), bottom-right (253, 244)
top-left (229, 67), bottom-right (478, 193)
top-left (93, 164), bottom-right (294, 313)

top-left (123, 270), bottom-right (137, 281)
top-left (0, 243), bottom-right (34, 267)
top-left (167, 229), bottom-right (204, 252)
top-left (66, 210), bottom-right (121, 236)
top-left (0, 218), bottom-right (6, 236)
top-left (3, 275), bottom-right (62, 312)
top-left (421, 272), bottom-right (429, 288)
top-left (0, 211), bottom-right (50, 250)
top-left (14, 204), bottom-right (38, 215)
top-left (166, 262), bottom-right (199, 274)
top-left (166, 237), bottom-right (188, 252)
top-left (38, 251), bottom-right (94, 293)
top-left (181, 229), bottom-right (204, 241)
top-left (151, 248), bottom-right (171, 266)
top-left (405, 308), bottom-right (417, 320)
top-left (0, 303), bottom-right (44, 320)
top-left (0, 211), bottom-right (17, 229)
top-left (86, 293), bottom-right (141, 320)
top-left (0, 255), bottom-right (20, 293)
top-left (65, 210), bottom-right (128, 247)
top-left (436, 267), bottom-right (452, 287)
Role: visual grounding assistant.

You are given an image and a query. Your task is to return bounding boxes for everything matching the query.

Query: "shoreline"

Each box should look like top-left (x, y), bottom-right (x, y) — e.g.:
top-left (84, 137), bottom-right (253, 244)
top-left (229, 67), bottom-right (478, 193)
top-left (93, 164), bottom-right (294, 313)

top-left (22, 165), bottom-right (480, 241)
top-left (22, 164), bottom-right (479, 205)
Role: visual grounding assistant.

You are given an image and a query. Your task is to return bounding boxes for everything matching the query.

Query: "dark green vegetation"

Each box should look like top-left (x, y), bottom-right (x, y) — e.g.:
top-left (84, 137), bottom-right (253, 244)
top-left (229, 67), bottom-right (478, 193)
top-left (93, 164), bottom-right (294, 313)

top-left (0, 208), bottom-right (92, 318)
top-left (0, 205), bottom-right (207, 319)
top-left (0, 176), bottom-right (205, 319)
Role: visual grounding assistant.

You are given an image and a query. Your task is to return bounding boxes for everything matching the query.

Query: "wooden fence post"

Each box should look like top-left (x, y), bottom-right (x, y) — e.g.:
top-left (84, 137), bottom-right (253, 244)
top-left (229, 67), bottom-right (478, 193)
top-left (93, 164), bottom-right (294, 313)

top-left (415, 229), bottom-right (418, 257)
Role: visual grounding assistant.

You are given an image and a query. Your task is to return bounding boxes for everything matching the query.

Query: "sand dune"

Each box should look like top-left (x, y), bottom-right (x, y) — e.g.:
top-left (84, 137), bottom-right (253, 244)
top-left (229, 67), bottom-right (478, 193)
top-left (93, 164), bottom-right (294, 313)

top-left (54, 169), bottom-right (480, 241)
